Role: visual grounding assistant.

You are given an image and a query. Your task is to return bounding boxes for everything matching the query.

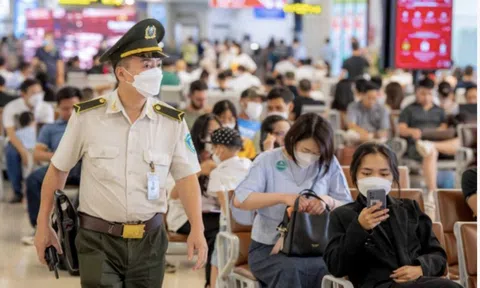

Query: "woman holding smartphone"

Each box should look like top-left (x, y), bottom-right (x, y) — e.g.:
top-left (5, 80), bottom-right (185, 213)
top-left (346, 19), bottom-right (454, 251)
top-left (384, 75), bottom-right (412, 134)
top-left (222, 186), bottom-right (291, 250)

top-left (324, 143), bottom-right (461, 288)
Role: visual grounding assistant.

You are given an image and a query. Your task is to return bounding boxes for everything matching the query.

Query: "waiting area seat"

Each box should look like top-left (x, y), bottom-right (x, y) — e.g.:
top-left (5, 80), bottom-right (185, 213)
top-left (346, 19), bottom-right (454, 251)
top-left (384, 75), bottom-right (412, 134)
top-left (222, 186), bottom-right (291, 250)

top-left (436, 189), bottom-right (475, 280)
top-left (217, 191), bottom-right (259, 288)
top-left (454, 222), bottom-right (477, 288)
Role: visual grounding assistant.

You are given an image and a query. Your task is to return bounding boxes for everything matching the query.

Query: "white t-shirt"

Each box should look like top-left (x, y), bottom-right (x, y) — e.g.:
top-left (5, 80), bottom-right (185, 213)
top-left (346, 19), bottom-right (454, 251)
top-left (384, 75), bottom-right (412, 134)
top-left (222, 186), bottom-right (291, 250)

top-left (274, 60), bottom-right (296, 76)
top-left (229, 73), bottom-right (262, 92)
top-left (207, 156), bottom-right (252, 227)
top-left (3, 97), bottom-right (54, 129)
top-left (230, 53), bottom-right (257, 72)
top-left (295, 65), bottom-right (316, 82)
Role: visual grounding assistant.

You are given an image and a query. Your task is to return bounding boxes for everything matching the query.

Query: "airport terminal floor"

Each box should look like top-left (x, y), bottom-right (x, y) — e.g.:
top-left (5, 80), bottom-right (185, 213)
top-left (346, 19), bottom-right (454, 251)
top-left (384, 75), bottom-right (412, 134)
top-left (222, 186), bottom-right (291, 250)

top-left (0, 193), bottom-right (204, 288)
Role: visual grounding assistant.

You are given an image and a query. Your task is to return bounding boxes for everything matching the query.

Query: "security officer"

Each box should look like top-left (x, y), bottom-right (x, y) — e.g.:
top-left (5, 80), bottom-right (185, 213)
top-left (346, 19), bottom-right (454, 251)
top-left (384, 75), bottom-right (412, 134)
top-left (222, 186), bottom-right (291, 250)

top-left (34, 19), bottom-right (208, 287)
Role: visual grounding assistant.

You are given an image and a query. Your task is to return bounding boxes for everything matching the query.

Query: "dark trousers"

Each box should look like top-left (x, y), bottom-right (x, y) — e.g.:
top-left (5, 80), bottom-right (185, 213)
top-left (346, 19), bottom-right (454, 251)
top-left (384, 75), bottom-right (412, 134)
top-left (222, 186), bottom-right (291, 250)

top-left (26, 163), bottom-right (81, 227)
top-left (5, 143), bottom-right (23, 198)
top-left (177, 213), bottom-right (220, 287)
top-left (378, 277), bottom-right (463, 288)
top-left (75, 226), bottom-right (168, 288)
top-left (248, 240), bottom-right (328, 288)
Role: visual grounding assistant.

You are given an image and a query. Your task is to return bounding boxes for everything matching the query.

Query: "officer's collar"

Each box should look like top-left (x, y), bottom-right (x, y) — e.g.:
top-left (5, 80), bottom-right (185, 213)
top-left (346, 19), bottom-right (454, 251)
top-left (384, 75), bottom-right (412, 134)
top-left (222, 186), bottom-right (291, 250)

top-left (106, 90), bottom-right (157, 121)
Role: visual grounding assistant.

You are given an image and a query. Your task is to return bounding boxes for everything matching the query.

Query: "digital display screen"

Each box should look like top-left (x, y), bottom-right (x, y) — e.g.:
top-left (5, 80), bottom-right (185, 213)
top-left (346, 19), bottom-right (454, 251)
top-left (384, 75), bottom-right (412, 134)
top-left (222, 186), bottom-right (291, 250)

top-left (395, 0), bottom-right (453, 69)
top-left (24, 8), bottom-right (136, 69)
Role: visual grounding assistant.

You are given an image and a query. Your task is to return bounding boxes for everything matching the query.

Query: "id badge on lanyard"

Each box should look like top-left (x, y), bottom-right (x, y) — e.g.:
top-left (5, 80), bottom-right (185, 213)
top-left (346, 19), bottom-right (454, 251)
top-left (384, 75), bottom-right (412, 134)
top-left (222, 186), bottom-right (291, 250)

top-left (147, 162), bottom-right (160, 200)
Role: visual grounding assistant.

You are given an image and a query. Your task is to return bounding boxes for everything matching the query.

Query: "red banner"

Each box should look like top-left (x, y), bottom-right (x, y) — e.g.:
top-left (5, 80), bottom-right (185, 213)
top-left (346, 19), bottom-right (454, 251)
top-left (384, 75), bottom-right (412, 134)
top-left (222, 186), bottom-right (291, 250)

top-left (395, 0), bottom-right (453, 70)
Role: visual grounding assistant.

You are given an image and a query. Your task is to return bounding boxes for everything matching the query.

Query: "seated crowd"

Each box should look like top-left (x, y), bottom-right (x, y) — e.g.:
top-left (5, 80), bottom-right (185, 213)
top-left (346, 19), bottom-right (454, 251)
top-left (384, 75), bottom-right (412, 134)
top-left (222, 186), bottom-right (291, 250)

top-left (0, 39), bottom-right (476, 288)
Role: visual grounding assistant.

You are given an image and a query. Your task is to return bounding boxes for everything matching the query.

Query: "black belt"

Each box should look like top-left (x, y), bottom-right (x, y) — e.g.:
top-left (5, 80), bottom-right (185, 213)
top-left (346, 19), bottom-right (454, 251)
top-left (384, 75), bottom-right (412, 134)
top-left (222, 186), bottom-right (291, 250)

top-left (79, 212), bottom-right (163, 239)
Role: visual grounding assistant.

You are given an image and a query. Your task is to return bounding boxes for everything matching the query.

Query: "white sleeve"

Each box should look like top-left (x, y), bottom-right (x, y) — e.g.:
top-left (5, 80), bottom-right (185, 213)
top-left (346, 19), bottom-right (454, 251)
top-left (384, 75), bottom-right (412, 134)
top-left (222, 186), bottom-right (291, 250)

top-left (38, 103), bottom-right (54, 124)
top-left (169, 120), bottom-right (201, 181)
top-left (50, 112), bottom-right (84, 172)
top-left (2, 103), bottom-right (15, 129)
top-left (207, 169), bottom-right (223, 196)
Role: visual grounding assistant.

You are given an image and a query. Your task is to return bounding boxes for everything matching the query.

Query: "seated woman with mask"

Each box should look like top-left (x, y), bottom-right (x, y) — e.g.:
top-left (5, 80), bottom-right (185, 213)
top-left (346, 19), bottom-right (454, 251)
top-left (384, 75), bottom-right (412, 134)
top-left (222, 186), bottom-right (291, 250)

top-left (234, 113), bottom-right (352, 288)
top-left (324, 142), bottom-right (461, 288)
top-left (212, 99), bottom-right (257, 159)
top-left (260, 115), bottom-right (291, 152)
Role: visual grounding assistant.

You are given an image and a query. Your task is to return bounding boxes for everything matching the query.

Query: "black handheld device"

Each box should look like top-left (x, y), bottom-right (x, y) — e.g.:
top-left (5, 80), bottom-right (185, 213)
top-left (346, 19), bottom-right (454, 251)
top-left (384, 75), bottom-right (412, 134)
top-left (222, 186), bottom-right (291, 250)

top-left (45, 245), bottom-right (60, 279)
top-left (367, 189), bottom-right (387, 210)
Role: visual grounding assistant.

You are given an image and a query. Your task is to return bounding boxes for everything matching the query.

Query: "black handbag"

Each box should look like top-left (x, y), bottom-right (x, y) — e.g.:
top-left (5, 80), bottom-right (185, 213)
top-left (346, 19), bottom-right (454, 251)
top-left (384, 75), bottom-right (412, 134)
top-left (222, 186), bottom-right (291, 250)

top-left (277, 170), bottom-right (331, 257)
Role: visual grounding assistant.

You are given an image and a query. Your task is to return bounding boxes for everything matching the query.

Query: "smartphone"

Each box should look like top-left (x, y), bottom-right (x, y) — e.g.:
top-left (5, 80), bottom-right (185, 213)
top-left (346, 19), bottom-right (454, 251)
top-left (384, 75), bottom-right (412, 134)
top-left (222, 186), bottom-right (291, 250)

top-left (367, 189), bottom-right (387, 210)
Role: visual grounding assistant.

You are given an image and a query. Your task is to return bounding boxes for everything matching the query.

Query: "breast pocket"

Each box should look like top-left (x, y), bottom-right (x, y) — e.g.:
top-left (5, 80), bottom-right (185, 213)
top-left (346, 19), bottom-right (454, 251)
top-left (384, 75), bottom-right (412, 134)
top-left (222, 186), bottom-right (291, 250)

top-left (144, 150), bottom-right (170, 189)
top-left (88, 145), bottom-right (120, 180)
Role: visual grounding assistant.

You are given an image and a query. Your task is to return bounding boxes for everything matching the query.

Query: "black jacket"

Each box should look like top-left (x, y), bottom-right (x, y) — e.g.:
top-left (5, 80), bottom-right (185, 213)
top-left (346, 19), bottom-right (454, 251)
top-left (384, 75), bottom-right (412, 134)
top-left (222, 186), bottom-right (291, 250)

top-left (324, 196), bottom-right (447, 288)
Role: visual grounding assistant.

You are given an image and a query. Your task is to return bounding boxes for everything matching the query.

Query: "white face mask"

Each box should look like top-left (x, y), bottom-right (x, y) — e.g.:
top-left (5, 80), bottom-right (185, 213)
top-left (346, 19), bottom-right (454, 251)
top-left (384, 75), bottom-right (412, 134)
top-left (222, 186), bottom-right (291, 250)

top-left (225, 122), bottom-right (236, 129)
top-left (268, 111), bottom-right (289, 119)
top-left (28, 92), bottom-right (44, 108)
top-left (212, 153), bottom-right (222, 165)
top-left (125, 67), bottom-right (163, 98)
top-left (245, 102), bottom-right (263, 120)
top-left (357, 177), bottom-right (392, 197)
top-left (294, 150), bottom-right (319, 169)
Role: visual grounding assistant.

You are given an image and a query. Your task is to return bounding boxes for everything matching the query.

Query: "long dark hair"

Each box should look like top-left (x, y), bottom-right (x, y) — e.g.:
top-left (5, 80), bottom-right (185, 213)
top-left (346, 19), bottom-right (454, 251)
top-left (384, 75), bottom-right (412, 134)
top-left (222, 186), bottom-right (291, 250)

top-left (190, 113), bottom-right (221, 159)
top-left (350, 142), bottom-right (400, 191)
top-left (331, 79), bottom-right (354, 112)
top-left (212, 100), bottom-right (239, 130)
top-left (385, 82), bottom-right (404, 110)
top-left (284, 113), bottom-right (334, 175)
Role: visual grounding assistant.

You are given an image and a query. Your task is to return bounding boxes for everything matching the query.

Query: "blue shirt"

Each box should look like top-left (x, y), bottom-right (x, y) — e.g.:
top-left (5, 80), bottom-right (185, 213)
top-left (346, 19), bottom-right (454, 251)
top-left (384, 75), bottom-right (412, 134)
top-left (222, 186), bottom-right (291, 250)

top-left (235, 148), bottom-right (352, 245)
top-left (16, 126), bottom-right (36, 150)
top-left (37, 119), bottom-right (68, 152)
top-left (237, 118), bottom-right (261, 140)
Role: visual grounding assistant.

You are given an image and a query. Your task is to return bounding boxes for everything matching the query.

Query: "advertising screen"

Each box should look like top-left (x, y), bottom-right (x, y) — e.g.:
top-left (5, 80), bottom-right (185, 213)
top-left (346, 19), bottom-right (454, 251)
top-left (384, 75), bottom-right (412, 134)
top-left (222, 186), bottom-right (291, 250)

top-left (25, 8), bottom-right (136, 69)
top-left (395, 0), bottom-right (453, 69)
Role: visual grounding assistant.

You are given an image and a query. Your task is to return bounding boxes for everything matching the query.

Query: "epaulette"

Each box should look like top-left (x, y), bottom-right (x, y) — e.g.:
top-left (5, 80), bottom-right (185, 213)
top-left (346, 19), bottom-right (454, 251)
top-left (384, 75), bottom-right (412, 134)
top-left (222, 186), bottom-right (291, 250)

top-left (153, 103), bottom-right (184, 122)
top-left (74, 98), bottom-right (107, 114)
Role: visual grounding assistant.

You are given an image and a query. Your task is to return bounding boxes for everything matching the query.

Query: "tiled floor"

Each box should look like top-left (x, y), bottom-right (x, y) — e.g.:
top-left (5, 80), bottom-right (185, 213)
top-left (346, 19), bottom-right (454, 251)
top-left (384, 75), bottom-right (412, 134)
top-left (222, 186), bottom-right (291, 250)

top-left (0, 199), bottom-right (205, 288)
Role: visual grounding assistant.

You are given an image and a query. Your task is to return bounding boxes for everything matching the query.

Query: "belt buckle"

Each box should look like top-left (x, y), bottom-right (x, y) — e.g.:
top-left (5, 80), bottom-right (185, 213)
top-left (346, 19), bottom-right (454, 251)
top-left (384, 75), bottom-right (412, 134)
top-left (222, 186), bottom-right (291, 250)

top-left (122, 224), bottom-right (146, 239)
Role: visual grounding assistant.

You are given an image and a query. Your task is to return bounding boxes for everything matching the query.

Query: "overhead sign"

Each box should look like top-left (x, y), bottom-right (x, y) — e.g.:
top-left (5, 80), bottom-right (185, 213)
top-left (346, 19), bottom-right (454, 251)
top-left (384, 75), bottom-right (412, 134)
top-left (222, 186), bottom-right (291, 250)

top-left (254, 8), bottom-right (285, 19)
top-left (283, 3), bottom-right (322, 15)
top-left (395, 0), bottom-right (453, 70)
top-left (58, 0), bottom-right (123, 6)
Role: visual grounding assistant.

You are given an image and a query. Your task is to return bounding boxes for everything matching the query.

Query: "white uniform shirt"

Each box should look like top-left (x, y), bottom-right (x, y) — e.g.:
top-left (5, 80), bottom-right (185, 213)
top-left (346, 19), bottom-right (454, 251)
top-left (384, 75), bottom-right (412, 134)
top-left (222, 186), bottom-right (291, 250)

top-left (3, 97), bottom-right (54, 129)
top-left (51, 91), bottom-right (201, 222)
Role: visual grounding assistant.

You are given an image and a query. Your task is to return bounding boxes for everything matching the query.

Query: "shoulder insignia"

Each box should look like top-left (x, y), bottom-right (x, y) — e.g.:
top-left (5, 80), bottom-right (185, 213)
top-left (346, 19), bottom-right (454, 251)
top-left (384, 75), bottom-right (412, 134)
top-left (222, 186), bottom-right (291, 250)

top-left (153, 104), bottom-right (184, 122)
top-left (74, 98), bottom-right (107, 114)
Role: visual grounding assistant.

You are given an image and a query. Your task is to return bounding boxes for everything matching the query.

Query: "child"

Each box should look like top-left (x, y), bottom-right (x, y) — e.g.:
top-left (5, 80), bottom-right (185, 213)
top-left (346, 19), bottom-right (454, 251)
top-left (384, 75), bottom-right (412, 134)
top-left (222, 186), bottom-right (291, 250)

top-left (16, 111), bottom-right (36, 177)
top-left (207, 127), bottom-right (252, 288)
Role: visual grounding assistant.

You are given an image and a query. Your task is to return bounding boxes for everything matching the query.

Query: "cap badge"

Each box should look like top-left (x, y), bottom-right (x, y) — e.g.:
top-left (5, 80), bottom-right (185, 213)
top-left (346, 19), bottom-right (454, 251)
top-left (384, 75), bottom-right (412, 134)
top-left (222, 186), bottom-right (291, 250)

top-left (145, 25), bottom-right (156, 40)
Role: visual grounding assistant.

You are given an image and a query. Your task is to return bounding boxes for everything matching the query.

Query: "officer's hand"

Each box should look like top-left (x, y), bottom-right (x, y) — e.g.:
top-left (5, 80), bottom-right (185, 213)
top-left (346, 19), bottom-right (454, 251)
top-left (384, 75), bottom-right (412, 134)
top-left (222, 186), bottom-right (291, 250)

top-left (187, 229), bottom-right (208, 271)
top-left (34, 223), bottom-right (63, 265)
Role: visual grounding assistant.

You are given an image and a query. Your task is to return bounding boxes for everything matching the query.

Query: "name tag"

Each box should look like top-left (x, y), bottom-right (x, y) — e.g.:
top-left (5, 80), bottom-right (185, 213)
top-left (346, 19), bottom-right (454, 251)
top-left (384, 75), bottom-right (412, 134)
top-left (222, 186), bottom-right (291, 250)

top-left (147, 172), bottom-right (160, 200)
